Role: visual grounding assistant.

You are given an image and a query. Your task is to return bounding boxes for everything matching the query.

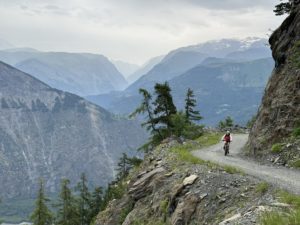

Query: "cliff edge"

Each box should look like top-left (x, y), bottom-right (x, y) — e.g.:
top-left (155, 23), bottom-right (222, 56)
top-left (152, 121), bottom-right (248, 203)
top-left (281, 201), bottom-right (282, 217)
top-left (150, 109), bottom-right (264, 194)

top-left (247, 4), bottom-right (300, 161)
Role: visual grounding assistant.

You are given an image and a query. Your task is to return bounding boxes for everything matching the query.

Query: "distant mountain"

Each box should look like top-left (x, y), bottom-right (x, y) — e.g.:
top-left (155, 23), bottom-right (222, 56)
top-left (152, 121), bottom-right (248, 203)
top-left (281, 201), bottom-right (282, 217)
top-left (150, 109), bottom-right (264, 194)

top-left (0, 61), bottom-right (146, 201)
top-left (127, 55), bottom-right (165, 83)
top-left (87, 38), bottom-right (273, 125)
top-left (112, 60), bottom-right (140, 79)
top-left (174, 37), bottom-right (270, 58)
top-left (167, 57), bottom-right (274, 125)
top-left (127, 51), bottom-right (209, 93)
top-left (88, 57), bottom-right (274, 125)
top-left (0, 49), bottom-right (128, 96)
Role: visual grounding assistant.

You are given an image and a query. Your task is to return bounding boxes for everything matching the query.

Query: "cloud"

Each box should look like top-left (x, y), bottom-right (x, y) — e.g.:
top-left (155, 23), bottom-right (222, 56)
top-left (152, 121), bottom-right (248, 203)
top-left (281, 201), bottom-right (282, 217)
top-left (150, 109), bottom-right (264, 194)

top-left (0, 0), bottom-right (284, 64)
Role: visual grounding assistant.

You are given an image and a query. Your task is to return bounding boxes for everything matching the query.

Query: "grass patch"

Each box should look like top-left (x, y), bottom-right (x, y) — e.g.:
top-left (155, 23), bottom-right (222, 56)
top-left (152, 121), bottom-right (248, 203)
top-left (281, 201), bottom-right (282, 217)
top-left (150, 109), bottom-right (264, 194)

top-left (223, 165), bottom-right (243, 174)
top-left (256, 182), bottom-right (269, 194)
top-left (278, 191), bottom-right (300, 208)
top-left (196, 132), bottom-right (222, 147)
top-left (271, 143), bottom-right (282, 154)
top-left (170, 145), bottom-right (205, 165)
top-left (260, 211), bottom-right (288, 225)
top-left (169, 132), bottom-right (221, 165)
top-left (260, 191), bottom-right (300, 225)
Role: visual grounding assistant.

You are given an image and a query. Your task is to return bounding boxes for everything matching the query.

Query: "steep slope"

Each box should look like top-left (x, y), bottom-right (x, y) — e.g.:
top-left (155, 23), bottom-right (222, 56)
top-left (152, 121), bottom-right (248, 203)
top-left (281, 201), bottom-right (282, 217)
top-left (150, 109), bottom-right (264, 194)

top-left (0, 50), bottom-right (128, 96)
top-left (94, 136), bottom-right (288, 225)
top-left (248, 4), bottom-right (300, 156)
top-left (0, 61), bottom-right (146, 199)
top-left (127, 51), bottom-right (208, 93)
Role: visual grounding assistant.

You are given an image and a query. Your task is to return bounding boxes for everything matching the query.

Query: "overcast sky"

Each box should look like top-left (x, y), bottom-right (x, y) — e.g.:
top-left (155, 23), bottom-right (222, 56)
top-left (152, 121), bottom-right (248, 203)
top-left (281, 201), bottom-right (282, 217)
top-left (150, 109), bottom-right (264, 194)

top-left (0, 0), bottom-right (285, 65)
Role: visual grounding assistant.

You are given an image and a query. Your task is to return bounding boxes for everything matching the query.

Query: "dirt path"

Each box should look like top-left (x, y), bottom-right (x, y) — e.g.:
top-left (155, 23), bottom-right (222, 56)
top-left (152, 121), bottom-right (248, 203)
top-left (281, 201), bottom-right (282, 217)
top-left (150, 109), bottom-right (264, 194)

top-left (192, 134), bottom-right (300, 195)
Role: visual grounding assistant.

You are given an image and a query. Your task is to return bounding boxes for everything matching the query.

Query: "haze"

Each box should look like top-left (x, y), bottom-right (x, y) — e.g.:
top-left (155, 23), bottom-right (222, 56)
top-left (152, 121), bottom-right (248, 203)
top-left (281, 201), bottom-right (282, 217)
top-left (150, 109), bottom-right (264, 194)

top-left (0, 0), bottom-right (285, 64)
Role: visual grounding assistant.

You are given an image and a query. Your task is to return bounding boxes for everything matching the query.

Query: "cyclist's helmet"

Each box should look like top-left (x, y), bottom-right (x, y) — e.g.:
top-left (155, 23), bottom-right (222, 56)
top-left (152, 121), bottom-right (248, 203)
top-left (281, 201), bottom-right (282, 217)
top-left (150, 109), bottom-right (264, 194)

top-left (226, 130), bottom-right (230, 134)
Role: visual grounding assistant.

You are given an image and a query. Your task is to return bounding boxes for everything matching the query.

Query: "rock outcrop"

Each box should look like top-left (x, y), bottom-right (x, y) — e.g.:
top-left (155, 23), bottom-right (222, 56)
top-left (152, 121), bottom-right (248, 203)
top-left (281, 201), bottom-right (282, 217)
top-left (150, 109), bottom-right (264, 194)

top-left (248, 4), bottom-right (300, 154)
top-left (95, 139), bottom-right (281, 225)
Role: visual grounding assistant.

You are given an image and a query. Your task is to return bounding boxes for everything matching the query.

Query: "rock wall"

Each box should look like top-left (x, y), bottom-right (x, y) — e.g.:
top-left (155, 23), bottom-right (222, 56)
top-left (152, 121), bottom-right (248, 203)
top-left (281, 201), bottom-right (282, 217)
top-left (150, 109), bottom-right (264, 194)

top-left (248, 5), bottom-right (300, 154)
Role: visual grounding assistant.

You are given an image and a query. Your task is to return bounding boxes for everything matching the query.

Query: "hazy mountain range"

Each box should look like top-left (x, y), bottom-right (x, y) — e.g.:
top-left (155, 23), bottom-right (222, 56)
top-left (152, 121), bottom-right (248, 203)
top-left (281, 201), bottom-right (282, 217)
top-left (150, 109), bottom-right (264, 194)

top-left (112, 60), bottom-right (140, 79)
top-left (87, 37), bottom-right (273, 125)
top-left (0, 49), bottom-right (128, 96)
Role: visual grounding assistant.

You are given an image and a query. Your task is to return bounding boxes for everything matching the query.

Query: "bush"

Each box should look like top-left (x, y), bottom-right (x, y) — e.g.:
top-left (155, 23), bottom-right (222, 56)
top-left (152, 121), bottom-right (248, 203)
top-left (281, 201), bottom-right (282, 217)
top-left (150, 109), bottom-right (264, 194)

top-left (291, 159), bottom-right (300, 168)
top-left (271, 144), bottom-right (282, 153)
top-left (256, 182), bottom-right (269, 194)
top-left (293, 127), bottom-right (300, 137)
top-left (218, 116), bottom-right (234, 129)
top-left (170, 112), bottom-right (204, 140)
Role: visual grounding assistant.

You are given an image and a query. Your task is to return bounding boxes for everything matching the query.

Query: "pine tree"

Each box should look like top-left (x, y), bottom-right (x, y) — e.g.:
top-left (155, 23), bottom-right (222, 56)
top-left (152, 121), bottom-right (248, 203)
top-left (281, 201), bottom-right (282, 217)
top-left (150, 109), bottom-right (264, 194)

top-left (88, 186), bottom-right (103, 222)
top-left (153, 82), bottom-right (177, 133)
top-left (185, 88), bottom-right (202, 123)
top-left (116, 153), bottom-right (131, 181)
top-left (30, 179), bottom-right (53, 225)
top-left (56, 179), bottom-right (79, 225)
top-left (130, 88), bottom-right (162, 138)
top-left (76, 173), bottom-right (91, 225)
top-left (274, 0), bottom-right (294, 15)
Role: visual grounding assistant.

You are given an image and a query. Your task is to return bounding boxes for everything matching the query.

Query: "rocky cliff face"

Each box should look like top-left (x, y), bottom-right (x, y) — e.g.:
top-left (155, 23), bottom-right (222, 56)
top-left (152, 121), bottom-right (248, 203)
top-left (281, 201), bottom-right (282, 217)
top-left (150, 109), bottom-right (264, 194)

top-left (248, 4), bottom-right (300, 154)
top-left (0, 61), bottom-right (146, 199)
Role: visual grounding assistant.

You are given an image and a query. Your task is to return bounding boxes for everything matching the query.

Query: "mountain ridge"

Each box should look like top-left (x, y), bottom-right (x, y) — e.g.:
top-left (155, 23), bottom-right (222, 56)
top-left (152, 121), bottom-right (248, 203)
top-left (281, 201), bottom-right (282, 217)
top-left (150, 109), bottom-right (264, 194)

top-left (0, 60), bottom-right (147, 200)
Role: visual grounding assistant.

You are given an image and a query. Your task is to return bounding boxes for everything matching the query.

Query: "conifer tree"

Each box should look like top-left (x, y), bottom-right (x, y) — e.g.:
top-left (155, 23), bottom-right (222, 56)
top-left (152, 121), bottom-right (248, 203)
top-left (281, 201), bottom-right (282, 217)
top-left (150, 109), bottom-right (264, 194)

top-left (76, 173), bottom-right (91, 225)
top-left (88, 186), bottom-right (103, 222)
top-left (153, 82), bottom-right (177, 132)
top-left (30, 179), bottom-right (53, 225)
top-left (273, 0), bottom-right (293, 16)
top-left (56, 179), bottom-right (79, 225)
top-left (130, 88), bottom-right (162, 138)
top-left (116, 153), bottom-right (131, 181)
top-left (185, 88), bottom-right (202, 123)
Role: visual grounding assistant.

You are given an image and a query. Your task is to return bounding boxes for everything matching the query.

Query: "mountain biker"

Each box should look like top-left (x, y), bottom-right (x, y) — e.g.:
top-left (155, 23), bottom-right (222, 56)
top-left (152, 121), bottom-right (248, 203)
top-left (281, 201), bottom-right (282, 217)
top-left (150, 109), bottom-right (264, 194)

top-left (221, 131), bottom-right (232, 154)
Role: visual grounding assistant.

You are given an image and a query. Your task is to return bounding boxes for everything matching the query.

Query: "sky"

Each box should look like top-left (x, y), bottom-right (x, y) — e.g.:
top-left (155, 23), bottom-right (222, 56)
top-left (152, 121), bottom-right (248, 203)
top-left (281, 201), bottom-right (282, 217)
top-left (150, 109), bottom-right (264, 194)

top-left (0, 0), bottom-right (285, 65)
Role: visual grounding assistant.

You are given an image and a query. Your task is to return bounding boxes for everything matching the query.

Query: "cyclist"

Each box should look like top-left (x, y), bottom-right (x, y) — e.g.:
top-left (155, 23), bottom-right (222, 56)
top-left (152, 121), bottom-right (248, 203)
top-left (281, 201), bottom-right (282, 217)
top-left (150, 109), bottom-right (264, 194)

top-left (221, 131), bottom-right (232, 155)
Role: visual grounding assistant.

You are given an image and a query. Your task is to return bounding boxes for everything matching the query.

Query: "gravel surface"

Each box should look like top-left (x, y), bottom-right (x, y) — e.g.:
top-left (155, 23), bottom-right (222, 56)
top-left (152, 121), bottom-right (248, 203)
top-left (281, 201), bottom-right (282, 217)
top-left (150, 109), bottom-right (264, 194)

top-left (193, 134), bottom-right (300, 195)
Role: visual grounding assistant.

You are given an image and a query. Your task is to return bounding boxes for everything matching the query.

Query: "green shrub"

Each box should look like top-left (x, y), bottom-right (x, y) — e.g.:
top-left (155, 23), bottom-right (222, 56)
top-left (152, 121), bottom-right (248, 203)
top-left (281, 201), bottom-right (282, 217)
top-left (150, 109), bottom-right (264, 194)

top-left (160, 199), bottom-right (169, 215)
top-left (271, 144), bottom-right (282, 153)
top-left (291, 159), bottom-right (300, 168)
top-left (293, 127), bottom-right (300, 137)
top-left (256, 182), bottom-right (269, 194)
top-left (218, 116), bottom-right (234, 129)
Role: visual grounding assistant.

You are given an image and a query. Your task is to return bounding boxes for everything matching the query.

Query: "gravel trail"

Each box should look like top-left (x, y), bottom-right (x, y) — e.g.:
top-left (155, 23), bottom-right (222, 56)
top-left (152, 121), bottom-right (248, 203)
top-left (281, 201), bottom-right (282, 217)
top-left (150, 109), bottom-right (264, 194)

top-left (193, 134), bottom-right (300, 195)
